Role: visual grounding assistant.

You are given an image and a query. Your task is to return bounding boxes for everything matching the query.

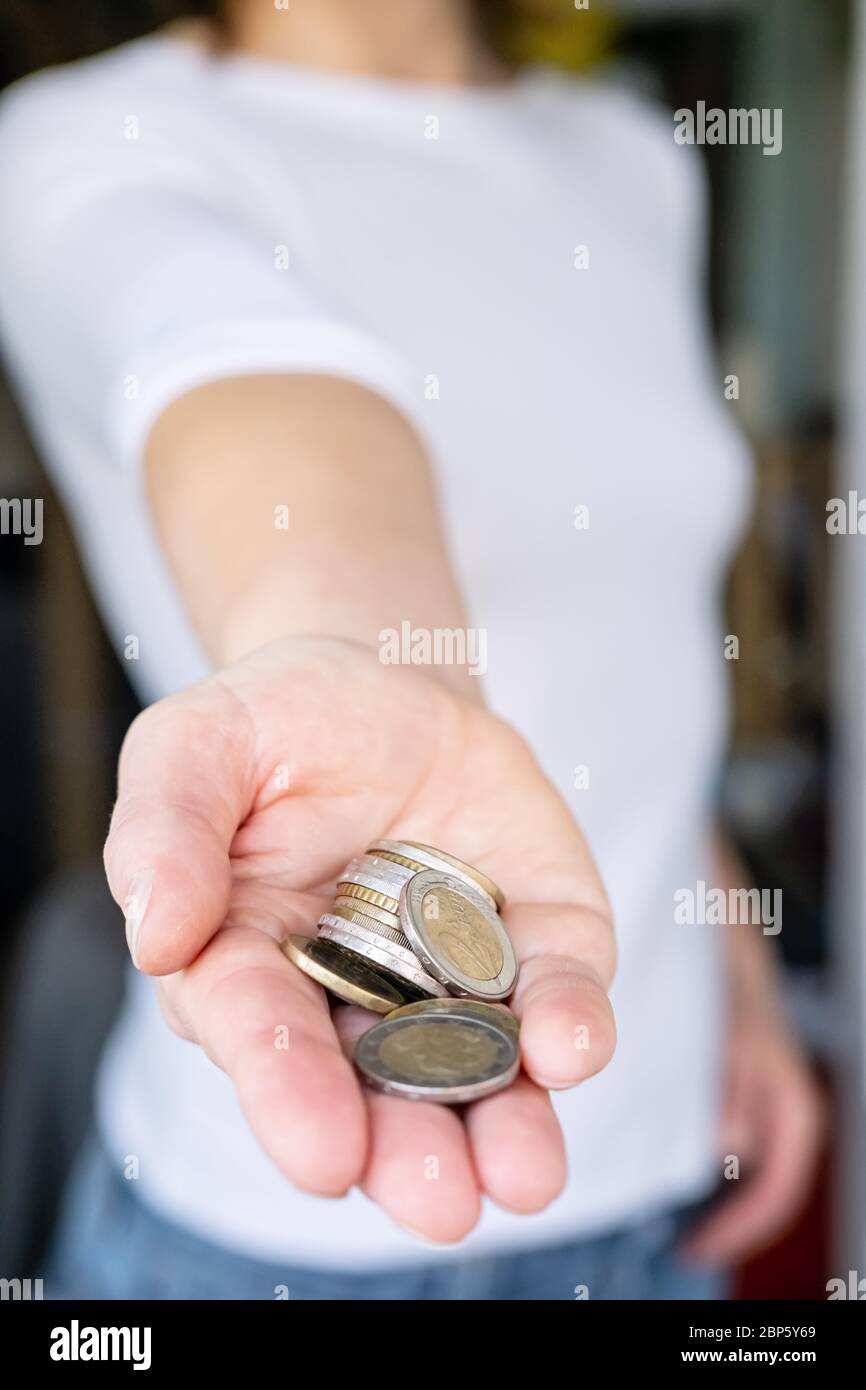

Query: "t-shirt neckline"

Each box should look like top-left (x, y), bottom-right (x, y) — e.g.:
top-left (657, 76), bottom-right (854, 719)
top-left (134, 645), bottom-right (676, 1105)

top-left (146, 30), bottom-right (552, 112)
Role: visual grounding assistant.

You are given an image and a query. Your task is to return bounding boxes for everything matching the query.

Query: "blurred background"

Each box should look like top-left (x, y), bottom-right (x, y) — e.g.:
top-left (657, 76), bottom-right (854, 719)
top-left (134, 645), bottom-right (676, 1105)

top-left (0, 0), bottom-right (863, 1299)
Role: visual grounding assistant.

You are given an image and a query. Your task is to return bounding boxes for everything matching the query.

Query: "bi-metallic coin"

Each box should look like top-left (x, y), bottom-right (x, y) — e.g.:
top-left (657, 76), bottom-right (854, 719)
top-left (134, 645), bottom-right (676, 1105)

top-left (399, 869), bottom-right (518, 1000)
top-left (355, 1010), bottom-right (519, 1103)
top-left (385, 996), bottom-right (519, 1040)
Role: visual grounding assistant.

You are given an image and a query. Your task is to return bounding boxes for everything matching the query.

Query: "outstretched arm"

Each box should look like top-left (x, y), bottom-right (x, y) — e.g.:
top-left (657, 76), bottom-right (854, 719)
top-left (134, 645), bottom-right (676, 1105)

top-left (103, 373), bottom-right (618, 1241)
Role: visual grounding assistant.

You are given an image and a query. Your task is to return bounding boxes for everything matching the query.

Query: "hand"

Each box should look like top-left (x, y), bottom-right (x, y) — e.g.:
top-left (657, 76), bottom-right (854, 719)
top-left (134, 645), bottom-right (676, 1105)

top-left (104, 636), bottom-right (616, 1242)
top-left (682, 1002), bottom-right (824, 1265)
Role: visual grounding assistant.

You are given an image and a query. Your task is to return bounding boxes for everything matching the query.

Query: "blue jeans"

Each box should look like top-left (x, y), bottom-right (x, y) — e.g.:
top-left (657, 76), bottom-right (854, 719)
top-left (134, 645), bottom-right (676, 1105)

top-left (45, 1139), bottom-right (726, 1301)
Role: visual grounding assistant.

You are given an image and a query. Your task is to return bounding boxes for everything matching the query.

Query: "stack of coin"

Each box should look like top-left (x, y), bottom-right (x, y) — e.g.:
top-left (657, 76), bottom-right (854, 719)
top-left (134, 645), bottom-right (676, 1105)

top-left (318, 850), bottom-right (451, 1000)
top-left (280, 841), bottom-right (520, 1103)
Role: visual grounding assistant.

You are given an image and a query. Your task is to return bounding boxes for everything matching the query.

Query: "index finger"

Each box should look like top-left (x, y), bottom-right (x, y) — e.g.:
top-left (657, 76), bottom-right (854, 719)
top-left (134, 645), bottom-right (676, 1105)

top-left (103, 677), bottom-right (253, 973)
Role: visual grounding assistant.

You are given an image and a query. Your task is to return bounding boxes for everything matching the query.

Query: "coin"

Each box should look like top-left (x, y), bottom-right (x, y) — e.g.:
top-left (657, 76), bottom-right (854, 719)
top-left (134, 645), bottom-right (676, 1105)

top-left (317, 915), bottom-right (449, 997)
top-left (369, 846), bottom-right (503, 910)
top-left (372, 840), bottom-right (503, 911)
top-left (329, 902), bottom-right (411, 947)
top-left (369, 849), bottom-right (427, 871)
top-left (333, 895), bottom-right (403, 931)
top-left (355, 1011), bottom-right (519, 1103)
top-left (280, 934), bottom-right (410, 1013)
top-left (340, 857), bottom-right (416, 897)
top-left (336, 882), bottom-right (401, 914)
top-left (319, 913), bottom-right (414, 964)
top-left (401, 841), bottom-right (504, 910)
top-left (385, 997), bottom-right (519, 1040)
top-left (399, 869), bottom-right (518, 1000)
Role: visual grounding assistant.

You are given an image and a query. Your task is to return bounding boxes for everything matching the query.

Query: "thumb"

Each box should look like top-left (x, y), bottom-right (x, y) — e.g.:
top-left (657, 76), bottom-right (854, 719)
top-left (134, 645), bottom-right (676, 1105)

top-left (103, 680), bottom-right (250, 974)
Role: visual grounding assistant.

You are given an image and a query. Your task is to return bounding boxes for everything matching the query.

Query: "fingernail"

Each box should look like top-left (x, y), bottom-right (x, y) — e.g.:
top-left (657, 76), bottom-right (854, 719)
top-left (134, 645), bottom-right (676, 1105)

top-left (123, 868), bottom-right (154, 968)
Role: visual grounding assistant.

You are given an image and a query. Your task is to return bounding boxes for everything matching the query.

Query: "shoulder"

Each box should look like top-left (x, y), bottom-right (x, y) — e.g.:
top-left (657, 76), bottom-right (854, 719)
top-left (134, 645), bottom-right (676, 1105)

top-left (0, 35), bottom-right (183, 140)
top-left (0, 35), bottom-right (226, 237)
top-left (0, 35), bottom-right (212, 200)
top-left (531, 68), bottom-right (708, 230)
top-left (534, 67), bottom-right (692, 157)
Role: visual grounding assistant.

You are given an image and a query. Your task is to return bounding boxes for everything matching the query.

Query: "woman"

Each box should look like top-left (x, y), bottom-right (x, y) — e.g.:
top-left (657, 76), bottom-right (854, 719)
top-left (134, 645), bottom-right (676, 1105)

top-left (0, 0), bottom-right (821, 1300)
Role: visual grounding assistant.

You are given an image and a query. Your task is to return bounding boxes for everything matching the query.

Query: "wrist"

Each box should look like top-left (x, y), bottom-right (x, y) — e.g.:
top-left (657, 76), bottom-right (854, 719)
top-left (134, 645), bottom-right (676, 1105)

top-left (214, 613), bottom-right (486, 707)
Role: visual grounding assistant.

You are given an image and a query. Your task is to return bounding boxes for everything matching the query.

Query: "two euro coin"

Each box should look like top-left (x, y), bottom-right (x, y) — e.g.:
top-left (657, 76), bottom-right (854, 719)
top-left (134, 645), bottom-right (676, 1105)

top-left (355, 997), bottom-right (520, 1103)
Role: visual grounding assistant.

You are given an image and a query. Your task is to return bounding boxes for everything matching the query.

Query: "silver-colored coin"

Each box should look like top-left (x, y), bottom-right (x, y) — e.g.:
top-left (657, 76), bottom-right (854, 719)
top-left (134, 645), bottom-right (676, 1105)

top-left (319, 913), bottom-right (419, 969)
top-left (399, 869), bottom-right (518, 1000)
top-left (317, 915), bottom-right (448, 997)
top-left (371, 841), bottom-right (500, 912)
top-left (318, 919), bottom-right (447, 999)
top-left (328, 902), bottom-right (412, 948)
top-left (355, 1011), bottom-right (520, 1103)
top-left (338, 857), bottom-right (417, 898)
top-left (347, 853), bottom-right (417, 883)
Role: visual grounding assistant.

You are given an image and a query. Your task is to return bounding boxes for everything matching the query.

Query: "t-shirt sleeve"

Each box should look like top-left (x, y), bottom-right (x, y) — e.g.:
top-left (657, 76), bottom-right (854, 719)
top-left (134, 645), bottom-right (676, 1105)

top-left (0, 70), bottom-right (425, 471)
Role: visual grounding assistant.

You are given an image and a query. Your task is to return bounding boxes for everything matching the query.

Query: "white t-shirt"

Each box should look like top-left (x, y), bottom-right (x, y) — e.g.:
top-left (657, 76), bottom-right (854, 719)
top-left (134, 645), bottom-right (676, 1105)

top-left (0, 35), bottom-right (752, 1268)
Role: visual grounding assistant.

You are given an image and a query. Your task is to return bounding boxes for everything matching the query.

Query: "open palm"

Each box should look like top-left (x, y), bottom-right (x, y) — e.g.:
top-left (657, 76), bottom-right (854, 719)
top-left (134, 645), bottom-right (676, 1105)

top-left (104, 636), bottom-right (616, 1242)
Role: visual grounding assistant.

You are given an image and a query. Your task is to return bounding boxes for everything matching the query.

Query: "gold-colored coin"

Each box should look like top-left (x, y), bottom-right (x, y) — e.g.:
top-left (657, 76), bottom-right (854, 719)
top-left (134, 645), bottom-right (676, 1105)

top-left (332, 895), bottom-right (402, 931)
top-left (371, 849), bottom-right (429, 873)
top-left (402, 842), bottom-right (505, 910)
top-left (336, 881), bottom-right (400, 914)
top-left (279, 934), bottom-right (408, 1013)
